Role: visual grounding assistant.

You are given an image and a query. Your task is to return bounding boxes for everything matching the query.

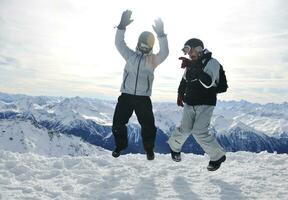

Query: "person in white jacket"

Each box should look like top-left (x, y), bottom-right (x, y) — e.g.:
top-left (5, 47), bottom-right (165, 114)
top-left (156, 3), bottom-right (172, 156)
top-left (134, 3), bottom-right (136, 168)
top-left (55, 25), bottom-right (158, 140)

top-left (112, 10), bottom-right (169, 160)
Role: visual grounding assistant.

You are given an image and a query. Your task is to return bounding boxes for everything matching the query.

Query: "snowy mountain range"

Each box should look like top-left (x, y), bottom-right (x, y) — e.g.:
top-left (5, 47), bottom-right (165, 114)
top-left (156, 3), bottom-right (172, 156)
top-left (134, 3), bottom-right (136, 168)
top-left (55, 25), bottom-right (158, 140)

top-left (0, 92), bottom-right (287, 156)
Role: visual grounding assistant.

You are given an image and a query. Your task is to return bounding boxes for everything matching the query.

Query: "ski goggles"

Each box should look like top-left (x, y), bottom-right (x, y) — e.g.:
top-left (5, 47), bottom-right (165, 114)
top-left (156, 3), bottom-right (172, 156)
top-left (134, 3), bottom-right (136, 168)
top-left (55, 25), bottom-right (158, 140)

top-left (182, 45), bottom-right (191, 55)
top-left (181, 45), bottom-right (203, 55)
top-left (138, 42), bottom-right (152, 53)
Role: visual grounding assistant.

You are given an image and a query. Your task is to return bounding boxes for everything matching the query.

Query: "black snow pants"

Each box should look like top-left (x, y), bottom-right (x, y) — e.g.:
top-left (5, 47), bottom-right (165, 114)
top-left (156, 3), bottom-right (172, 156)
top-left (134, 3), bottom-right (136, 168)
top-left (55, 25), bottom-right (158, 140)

top-left (112, 93), bottom-right (157, 152)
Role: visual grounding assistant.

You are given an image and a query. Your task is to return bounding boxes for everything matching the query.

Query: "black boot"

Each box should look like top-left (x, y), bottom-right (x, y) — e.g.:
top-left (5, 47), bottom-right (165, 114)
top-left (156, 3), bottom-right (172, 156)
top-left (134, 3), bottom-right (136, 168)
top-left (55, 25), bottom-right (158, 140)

top-left (146, 150), bottom-right (155, 160)
top-left (170, 148), bottom-right (181, 162)
top-left (112, 148), bottom-right (121, 158)
top-left (207, 155), bottom-right (226, 171)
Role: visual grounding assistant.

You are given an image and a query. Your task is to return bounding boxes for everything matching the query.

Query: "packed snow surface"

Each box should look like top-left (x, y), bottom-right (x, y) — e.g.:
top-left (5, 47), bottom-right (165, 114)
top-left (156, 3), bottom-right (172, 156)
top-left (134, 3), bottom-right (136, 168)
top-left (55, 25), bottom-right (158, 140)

top-left (0, 150), bottom-right (287, 200)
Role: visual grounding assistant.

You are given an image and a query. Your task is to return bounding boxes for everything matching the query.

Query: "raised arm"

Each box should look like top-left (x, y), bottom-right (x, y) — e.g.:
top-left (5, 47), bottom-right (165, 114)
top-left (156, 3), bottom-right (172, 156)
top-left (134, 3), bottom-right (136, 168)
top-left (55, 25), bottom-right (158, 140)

top-left (115, 10), bottom-right (134, 60)
top-left (152, 18), bottom-right (169, 67)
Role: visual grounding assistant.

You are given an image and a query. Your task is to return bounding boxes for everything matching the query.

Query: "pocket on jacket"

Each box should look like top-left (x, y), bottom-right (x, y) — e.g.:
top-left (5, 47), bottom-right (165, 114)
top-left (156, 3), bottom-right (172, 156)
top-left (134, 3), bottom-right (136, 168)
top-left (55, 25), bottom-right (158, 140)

top-left (123, 72), bottom-right (129, 89)
top-left (146, 75), bottom-right (150, 93)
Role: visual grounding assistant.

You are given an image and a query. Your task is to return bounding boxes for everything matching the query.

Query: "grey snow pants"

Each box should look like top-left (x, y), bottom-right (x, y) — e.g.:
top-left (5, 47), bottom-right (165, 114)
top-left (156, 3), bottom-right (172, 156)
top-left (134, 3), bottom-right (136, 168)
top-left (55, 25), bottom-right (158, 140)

top-left (168, 104), bottom-right (225, 161)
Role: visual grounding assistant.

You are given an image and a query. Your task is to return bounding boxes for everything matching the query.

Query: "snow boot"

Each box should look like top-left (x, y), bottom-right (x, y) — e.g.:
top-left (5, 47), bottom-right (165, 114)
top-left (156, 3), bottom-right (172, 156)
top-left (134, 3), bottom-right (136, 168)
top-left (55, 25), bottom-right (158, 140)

top-left (146, 150), bottom-right (155, 160)
top-left (170, 148), bottom-right (181, 162)
top-left (112, 148), bottom-right (121, 158)
top-left (207, 155), bottom-right (226, 171)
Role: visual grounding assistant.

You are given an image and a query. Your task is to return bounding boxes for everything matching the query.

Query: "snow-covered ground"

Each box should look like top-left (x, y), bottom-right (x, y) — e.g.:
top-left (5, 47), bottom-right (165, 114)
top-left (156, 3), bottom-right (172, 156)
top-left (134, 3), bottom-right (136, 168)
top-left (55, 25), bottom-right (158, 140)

top-left (0, 92), bottom-right (287, 199)
top-left (0, 150), bottom-right (287, 200)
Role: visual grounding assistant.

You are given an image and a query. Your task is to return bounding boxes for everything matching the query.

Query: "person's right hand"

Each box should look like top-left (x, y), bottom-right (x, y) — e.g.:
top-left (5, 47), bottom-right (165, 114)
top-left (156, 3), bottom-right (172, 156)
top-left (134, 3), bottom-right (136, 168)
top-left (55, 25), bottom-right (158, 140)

top-left (117, 10), bottom-right (134, 30)
top-left (177, 94), bottom-right (184, 107)
top-left (178, 57), bottom-right (196, 69)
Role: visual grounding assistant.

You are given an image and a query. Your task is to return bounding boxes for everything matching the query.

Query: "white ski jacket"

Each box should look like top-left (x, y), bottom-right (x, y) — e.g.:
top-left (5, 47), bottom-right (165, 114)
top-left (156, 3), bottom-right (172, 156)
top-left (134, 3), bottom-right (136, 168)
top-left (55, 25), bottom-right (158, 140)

top-left (115, 29), bottom-right (169, 96)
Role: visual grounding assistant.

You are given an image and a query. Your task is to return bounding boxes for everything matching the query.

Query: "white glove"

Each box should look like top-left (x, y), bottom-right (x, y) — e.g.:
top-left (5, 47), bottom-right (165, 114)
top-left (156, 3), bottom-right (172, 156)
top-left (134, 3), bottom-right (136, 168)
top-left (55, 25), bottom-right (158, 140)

top-left (117, 10), bottom-right (134, 30)
top-left (152, 18), bottom-right (165, 37)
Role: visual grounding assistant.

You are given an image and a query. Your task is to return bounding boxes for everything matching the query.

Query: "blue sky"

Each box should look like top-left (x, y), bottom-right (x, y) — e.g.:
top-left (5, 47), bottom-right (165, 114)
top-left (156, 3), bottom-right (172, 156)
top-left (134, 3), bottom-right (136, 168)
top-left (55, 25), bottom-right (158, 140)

top-left (0, 0), bottom-right (287, 103)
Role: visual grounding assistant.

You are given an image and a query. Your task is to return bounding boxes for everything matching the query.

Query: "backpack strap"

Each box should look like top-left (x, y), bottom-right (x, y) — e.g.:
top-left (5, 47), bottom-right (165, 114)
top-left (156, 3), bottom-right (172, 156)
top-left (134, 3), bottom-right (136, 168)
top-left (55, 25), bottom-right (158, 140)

top-left (202, 57), bottom-right (212, 68)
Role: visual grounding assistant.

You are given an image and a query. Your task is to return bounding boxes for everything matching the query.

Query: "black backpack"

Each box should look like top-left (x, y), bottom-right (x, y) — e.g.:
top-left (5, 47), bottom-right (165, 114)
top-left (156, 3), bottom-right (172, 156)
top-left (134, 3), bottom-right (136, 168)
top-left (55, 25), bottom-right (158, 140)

top-left (203, 58), bottom-right (228, 93)
top-left (216, 64), bottom-right (228, 93)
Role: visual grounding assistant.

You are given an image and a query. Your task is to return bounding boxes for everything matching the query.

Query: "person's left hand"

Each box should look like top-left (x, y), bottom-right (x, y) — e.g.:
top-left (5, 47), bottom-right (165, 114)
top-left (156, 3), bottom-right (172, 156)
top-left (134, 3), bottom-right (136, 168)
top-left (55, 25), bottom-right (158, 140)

top-left (152, 18), bottom-right (165, 37)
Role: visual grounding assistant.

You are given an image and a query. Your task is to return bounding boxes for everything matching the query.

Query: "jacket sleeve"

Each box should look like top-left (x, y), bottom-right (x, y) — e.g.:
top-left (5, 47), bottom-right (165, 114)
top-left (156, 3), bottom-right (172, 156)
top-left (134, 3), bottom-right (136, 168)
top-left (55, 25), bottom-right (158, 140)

top-left (152, 35), bottom-right (169, 68)
top-left (178, 71), bottom-right (187, 96)
top-left (178, 78), bottom-right (187, 97)
top-left (199, 59), bottom-right (220, 88)
top-left (115, 29), bottom-right (134, 61)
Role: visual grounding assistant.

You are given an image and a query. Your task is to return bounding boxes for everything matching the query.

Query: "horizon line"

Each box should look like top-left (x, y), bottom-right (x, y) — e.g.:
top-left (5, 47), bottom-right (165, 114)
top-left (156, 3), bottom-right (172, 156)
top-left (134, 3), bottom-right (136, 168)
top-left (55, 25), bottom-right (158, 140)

top-left (0, 91), bottom-right (287, 106)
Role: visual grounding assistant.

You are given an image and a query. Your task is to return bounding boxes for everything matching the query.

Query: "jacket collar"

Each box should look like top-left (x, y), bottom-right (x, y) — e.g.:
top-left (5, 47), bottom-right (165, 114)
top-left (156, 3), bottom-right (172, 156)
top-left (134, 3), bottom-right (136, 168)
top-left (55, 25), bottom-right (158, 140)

top-left (201, 49), bottom-right (212, 63)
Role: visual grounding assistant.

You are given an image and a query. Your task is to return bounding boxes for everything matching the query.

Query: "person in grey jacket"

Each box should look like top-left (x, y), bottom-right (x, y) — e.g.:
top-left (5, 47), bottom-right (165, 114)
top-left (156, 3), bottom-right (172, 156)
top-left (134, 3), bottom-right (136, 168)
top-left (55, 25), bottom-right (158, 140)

top-left (168, 38), bottom-right (226, 171)
top-left (112, 10), bottom-right (169, 160)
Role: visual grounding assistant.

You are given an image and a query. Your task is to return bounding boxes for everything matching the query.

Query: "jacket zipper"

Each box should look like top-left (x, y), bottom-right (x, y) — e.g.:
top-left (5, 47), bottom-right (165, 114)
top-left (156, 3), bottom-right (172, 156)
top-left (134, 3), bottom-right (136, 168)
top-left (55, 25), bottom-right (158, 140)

top-left (134, 54), bottom-right (144, 95)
